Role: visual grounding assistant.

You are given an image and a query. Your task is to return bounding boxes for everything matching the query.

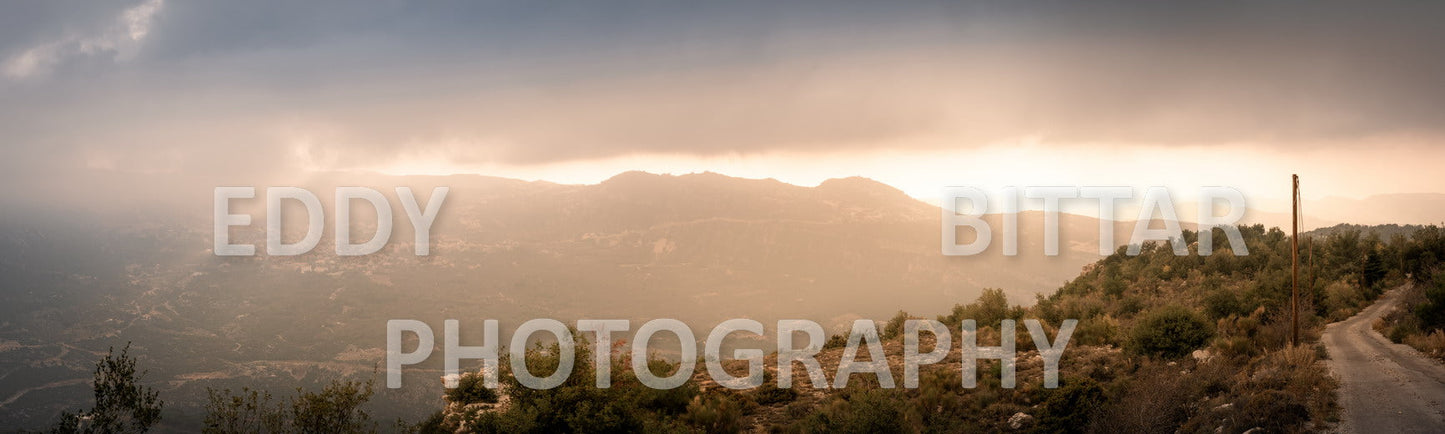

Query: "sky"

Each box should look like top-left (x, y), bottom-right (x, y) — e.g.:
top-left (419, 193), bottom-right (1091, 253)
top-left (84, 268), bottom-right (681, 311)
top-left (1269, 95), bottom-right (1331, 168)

top-left (3, 0), bottom-right (1445, 216)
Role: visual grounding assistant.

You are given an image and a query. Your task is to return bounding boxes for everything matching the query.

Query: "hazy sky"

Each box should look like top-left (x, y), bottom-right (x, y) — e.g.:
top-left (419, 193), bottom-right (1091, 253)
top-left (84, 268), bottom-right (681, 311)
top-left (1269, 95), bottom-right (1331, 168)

top-left (3, 1), bottom-right (1444, 210)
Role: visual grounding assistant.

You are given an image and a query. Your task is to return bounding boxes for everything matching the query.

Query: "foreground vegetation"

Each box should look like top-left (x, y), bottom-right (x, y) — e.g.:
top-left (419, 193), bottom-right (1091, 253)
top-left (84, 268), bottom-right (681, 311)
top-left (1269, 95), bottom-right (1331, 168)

top-left (415, 224), bottom-right (1443, 433)
top-left (46, 344), bottom-right (163, 434)
top-left (1368, 226), bottom-right (1445, 359)
top-left (49, 223), bottom-right (1445, 433)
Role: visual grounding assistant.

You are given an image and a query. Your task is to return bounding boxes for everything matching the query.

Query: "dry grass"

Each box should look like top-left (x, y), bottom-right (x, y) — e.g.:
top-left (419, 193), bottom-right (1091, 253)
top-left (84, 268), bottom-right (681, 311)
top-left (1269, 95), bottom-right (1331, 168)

top-left (1404, 330), bottom-right (1445, 360)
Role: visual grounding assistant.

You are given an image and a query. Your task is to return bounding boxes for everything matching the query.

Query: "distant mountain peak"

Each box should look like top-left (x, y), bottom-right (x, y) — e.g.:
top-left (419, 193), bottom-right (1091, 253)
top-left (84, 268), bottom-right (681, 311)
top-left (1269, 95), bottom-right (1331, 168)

top-left (601, 170), bottom-right (666, 184)
top-left (600, 170), bottom-right (791, 189)
top-left (817, 176), bottom-right (906, 195)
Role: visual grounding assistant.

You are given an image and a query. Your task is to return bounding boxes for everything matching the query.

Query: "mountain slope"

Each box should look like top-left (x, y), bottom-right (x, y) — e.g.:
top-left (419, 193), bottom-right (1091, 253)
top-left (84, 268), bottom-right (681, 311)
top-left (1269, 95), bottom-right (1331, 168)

top-left (0, 171), bottom-right (1106, 429)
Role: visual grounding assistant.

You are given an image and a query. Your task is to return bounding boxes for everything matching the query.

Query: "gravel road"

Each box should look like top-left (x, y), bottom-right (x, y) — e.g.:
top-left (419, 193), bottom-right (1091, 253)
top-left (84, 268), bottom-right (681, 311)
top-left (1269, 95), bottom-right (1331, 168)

top-left (1323, 285), bottom-right (1445, 433)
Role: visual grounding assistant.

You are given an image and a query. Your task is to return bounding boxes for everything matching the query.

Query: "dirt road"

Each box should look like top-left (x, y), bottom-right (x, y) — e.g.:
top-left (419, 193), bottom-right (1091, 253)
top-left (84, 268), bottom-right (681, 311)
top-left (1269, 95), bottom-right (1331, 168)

top-left (1323, 286), bottom-right (1445, 433)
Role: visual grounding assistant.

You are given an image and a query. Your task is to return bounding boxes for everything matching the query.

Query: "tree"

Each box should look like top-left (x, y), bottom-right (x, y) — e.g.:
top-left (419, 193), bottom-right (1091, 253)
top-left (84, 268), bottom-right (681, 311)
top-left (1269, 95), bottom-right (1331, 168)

top-left (1415, 272), bottom-right (1445, 331)
top-left (882, 310), bottom-right (909, 340)
top-left (938, 288), bottom-right (1021, 329)
top-left (50, 343), bottom-right (164, 433)
top-left (289, 379), bottom-right (377, 434)
top-left (1363, 250), bottom-right (1388, 290)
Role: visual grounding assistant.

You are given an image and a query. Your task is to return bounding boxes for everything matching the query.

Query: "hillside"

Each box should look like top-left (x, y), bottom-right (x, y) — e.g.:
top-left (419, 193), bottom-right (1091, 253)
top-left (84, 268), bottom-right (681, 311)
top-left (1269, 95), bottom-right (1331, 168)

top-left (0, 172), bottom-right (1104, 430)
top-left (425, 223), bottom-right (1444, 433)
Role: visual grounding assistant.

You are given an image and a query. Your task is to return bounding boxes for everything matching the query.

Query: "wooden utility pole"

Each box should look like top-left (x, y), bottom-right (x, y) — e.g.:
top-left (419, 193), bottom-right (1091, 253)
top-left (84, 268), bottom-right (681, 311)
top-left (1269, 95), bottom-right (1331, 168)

top-left (1291, 174), bottom-right (1300, 347)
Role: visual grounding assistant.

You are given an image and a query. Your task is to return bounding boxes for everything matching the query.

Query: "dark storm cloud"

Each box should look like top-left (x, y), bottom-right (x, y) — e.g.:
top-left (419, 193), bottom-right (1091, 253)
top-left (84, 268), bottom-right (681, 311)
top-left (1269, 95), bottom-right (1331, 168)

top-left (2, 0), bottom-right (1444, 178)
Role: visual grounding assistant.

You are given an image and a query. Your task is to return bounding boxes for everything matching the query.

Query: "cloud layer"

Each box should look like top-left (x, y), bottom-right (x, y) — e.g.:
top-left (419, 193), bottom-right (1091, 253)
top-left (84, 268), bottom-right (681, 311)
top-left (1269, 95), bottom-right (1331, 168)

top-left (3, 1), bottom-right (1444, 182)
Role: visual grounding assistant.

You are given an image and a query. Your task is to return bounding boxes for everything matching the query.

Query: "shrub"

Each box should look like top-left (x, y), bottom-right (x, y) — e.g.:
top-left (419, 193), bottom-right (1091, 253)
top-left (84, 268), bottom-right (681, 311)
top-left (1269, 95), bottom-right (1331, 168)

top-left (1033, 378), bottom-right (1104, 434)
top-left (1415, 272), bottom-right (1445, 331)
top-left (1072, 315), bottom-right (1121, 346)
top-left (459, 340), bottom-right (700, 434)
top-left (444, 372), bottom-right (499, 405)
top-left (1405, 330), bottom-right (1445, 359)
top-left (1229, 390), bottom-right (1310, 433)
top-left (1214, 336), bottom-right (1260, 360)
top-left (288, 379), bottom-right (377, 434)
top-left (203, 378), bottom-right (380, 434)
top-left (1322, 281), bottom-right (1365, 320)
top-left (1128, 305), bottom-right (1215, 358)
top-left (1387, 318), bottom-right (1420, 344)
top-left (750, 372), bottom-right (799, 406)
top-left (1102, 275), bottom-right (1128, 298)
top-left (681, 395), bottom-right (745, 434)
top-left (409, 411), bottom-right (445, 434)
top-left (791, 389), bottom-right (909, 434)
top-left (1114, 296), bottom-right (1145, 317)
top-left (1095, 363), bottom-right (1198, 433)
top-left (1203, 288), bottom-right (1245, 320)
top-left (882, 311), bottom-right (909, 340)
top-left (1229, 345), bottom-right (1337, 432)
top-left (203, 387), bottom-right (284, 434)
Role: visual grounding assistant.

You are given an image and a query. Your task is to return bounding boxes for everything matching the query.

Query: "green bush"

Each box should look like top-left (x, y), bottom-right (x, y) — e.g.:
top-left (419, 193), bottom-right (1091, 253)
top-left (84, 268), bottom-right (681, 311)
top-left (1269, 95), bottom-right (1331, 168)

top-left (1034, 378), bottom-right (1104, 434)
top-left (681, 395), bottom-right (745, 434)
top-left (750, 373), bottom-right (799, 406)
top-left (409, 411), bottom-right (445, 434)
top-left (791, 389), bottom-right (908, 434)
top-left (444, 372), bottom-right (499, 405)
top-left (1387, 317), bottom-right (1420, 344)
top-left (1128, 305), bottom-right (1215, 358)
top-left (1203, 288), bottom-right (1245, 320)
top-left (882, 311), bottom-right (909, 340)
top-left (1072, 315), bottom-right (1121, 346)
